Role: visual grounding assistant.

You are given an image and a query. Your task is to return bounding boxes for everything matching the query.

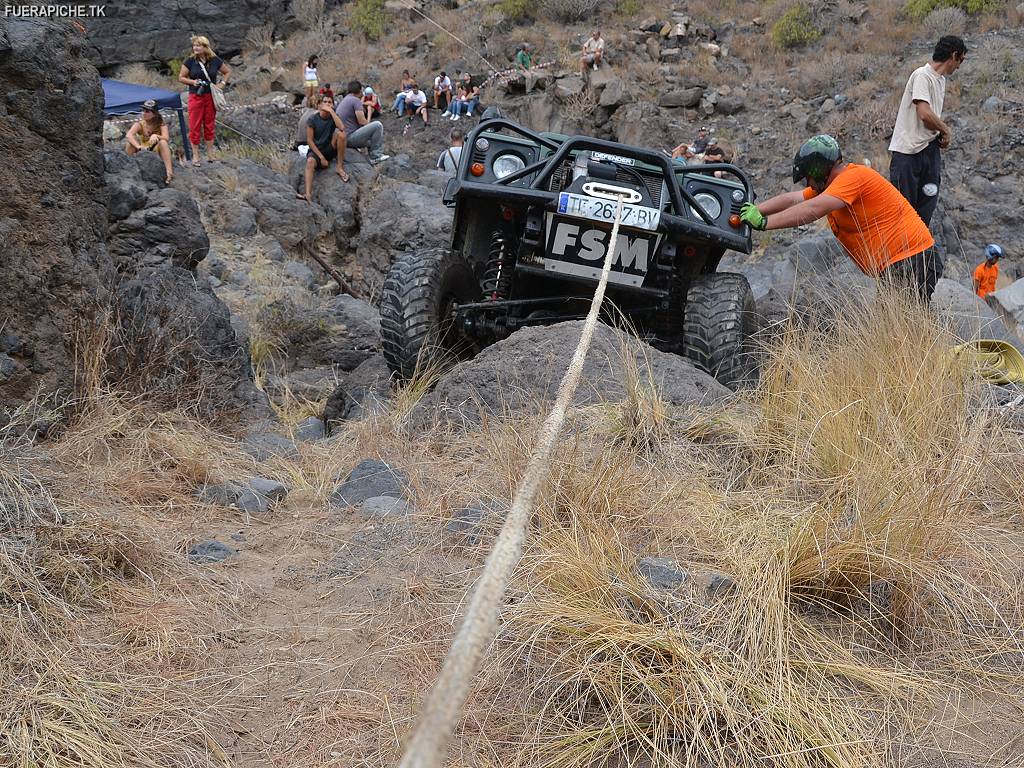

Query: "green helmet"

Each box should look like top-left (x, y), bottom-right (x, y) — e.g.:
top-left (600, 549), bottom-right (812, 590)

top-left (792, 134), bottom-right (842, 184)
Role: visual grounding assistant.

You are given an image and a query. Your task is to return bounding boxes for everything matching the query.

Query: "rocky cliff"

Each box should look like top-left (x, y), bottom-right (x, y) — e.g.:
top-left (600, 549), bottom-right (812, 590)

top-left (84, 0), bottom-right (296, 71)
top-left (0, 18), bottom-right (113, 406)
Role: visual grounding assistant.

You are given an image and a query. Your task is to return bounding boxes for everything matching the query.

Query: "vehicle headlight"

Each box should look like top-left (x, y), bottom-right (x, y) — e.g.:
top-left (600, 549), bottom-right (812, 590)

top-left (493, 153), bottom-right (526, 179)
top-left (731, 188), bottom-right (745, 203)
top-left (692, 192), bottom-right (722, 219)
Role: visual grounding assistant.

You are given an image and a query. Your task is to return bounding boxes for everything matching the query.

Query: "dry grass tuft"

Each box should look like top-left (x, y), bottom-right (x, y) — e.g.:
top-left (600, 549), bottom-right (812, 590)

top-left (464, 290), bottom-right (1024, 768)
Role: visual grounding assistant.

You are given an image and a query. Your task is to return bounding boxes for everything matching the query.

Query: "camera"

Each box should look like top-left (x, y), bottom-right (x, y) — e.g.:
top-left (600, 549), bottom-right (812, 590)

top-left (195, 79), bottom-right (210, 95)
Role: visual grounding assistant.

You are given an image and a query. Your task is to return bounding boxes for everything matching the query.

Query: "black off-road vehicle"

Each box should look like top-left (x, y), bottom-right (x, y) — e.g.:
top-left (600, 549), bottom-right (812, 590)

top-left (380, 118), bottom-right (759, 387)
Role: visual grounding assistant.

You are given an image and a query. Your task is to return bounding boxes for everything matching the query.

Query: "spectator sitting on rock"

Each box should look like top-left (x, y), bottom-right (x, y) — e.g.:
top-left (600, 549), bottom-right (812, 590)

top-left (435, 70), bottom-right (453, 112)
top-left (436, 127), bottom-right (464, 174)
top-left (671, 126), bottom-right (711, 162)
top-left (515, 43), bottom-right (533, 71)
top-left (703, 141), bottom-right (730, 177)
top-left (302, 94), bottom-right (349, 200)
top-left (449, 74), bottom-right (480, 121)
top-left (338, 80), bottom-right (390, 166)
top-left (318, 82), bottom-right (335, 105)
top-left (392, 69), bottom-right (415, 115)
top-left (362, 86), bottom-right (382, 120)
top-left (303, 55), bottom-right (320, 107)
top-left (125, 99), bottom-right (174, 185)
top-left (403, 84), bottom-right (429, 133)
top-left (692, 126), bottom-right (711, 154)
top-left (580, 30), bottom-right (604, 73)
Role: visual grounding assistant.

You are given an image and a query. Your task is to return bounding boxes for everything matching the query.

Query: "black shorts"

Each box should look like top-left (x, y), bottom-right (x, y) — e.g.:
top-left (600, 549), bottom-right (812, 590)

top-left (310, 143), bottom-right (336, 167)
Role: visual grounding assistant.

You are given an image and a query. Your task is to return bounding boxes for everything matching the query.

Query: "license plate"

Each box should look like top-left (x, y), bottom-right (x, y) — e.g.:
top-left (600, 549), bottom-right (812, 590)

top-left (557, 192), bottom-right (661, 231)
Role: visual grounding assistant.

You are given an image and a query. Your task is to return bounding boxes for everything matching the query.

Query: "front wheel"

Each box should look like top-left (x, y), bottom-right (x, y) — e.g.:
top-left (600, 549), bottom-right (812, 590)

top-left (380, 248), bottom-right (478, 380)
top-left (682, 272), bottom-right (759, 389)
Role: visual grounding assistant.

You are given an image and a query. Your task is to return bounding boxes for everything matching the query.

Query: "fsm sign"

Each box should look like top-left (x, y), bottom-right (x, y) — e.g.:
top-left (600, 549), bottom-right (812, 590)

top-left (543, 219), bottom-right (657, 288)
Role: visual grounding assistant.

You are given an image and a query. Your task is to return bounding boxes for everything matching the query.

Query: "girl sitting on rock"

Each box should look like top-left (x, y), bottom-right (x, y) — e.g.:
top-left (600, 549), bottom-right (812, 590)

top-left (124, 99), bottom-right (174, 184)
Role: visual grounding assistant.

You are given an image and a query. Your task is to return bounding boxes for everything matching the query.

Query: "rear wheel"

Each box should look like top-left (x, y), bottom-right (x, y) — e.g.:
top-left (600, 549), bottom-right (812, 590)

top-left (682, 272), bottom-right (759, 389)
top-left (380, 248), bottom-right (478, 379)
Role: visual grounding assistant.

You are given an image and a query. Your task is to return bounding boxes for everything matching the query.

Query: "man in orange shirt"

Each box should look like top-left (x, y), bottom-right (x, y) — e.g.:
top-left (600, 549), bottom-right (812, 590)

top-left (973, 244), bottom-right (1002, 299)
top-left (739, 135), bottom-right (942, 302)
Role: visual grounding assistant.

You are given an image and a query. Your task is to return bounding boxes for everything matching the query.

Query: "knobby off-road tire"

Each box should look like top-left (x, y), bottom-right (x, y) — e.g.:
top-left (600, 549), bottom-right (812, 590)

top-left (380, 248), bottom-right (478, 380)
top-left (682, 272), bottom-right (759, 389)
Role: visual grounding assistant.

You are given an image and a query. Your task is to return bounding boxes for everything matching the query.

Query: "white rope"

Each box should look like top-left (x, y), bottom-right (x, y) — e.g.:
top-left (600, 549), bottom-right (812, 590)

top-left (396, 194), bottom-right (628, 768)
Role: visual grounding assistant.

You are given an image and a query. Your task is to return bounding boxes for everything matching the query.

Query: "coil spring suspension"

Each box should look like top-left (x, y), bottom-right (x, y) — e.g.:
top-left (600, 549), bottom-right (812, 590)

top-left (481, 231), bottom-right (514, 300)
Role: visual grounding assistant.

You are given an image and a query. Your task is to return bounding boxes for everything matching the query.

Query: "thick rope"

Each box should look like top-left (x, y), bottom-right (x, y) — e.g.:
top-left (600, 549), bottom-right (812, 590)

top-left (397, 195), bottom-right (628, 768)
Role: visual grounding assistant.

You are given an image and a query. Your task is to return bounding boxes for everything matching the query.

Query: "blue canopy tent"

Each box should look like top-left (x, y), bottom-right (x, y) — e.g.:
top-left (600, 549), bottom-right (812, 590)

top-left (101, 79), bottom-right (192, 161)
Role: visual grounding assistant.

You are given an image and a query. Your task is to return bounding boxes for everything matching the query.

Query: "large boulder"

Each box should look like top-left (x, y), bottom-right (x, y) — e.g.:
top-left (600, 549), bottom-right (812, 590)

top-left (113, 266), bottom-right (270, 417)
top-left (611, 102), bottom-right (679, 150)
top-left (352, 179), bottom-right (452, 294)
top-left (252, 293), bottom-right (381, 373)
top-left (108, 187), bottom-right (210, 273)
top-left (0, 19), bottom-right (114, 407)
top-left (84, 3), bottom-right (296, 70)
top-left (413, 321), bottom-right (729, 426)
top-left (932, 278), bottom-right (1024, 351)
top-left (989, 277), bottom-right (1024, 343)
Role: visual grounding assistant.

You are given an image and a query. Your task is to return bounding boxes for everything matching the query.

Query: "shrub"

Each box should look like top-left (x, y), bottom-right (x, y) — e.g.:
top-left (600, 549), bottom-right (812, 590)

top-left (497, 0), bottom-right (537, 22)
top-left (542, 0), bottom-right (600, 22)
top-left (770, 3), bottom-right (821, 49)
top-left (905, 0), bottom-right (1001, 20)
top-left (350, 0), bottom-right (388, 40)
top-left (922, 5), bottom-right (967, 35)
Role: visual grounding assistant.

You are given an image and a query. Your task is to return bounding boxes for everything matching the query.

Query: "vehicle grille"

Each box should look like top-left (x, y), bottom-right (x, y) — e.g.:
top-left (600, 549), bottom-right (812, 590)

top-left (548, 158), bottom-right (664, 210)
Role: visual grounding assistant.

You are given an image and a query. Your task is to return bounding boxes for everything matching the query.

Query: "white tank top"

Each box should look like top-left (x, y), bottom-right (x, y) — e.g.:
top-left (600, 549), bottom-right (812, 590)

top-left (304, 64), bottom-right (317, 81)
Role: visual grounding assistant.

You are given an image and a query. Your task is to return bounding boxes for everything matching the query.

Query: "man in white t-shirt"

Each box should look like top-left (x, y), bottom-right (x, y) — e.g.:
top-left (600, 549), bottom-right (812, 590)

top-left (888, 35), bottom-right (966, 227)
top-left (434, 70), bottom-right (453, 111)
top-left (436, 128), bottom-right (464, 175)
top-left (580, 30), bottom-right (604, 73)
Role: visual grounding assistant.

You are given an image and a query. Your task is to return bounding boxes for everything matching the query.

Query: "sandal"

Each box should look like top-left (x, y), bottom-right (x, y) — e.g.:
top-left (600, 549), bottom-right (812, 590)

top-left (192, 158), bottom-right (201, 167)
top-left (337, 170), bottom-right (350, 183)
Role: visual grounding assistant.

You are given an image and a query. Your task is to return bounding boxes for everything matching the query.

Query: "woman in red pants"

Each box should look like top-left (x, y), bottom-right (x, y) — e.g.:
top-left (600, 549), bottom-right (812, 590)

top-left (178, 35), bottom-right (231, 166)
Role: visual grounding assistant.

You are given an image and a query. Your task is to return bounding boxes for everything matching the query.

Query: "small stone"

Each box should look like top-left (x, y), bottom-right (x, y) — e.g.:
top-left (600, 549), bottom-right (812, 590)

top-left (819, 97), bottom-right (836, 114)
top-left (751, 126), bottom-right (762, 135)
top-left (331, 459), bottom-right (410, 508)
top-left (659, 21), bottom-right (672, 37)
top-left (248, 477), bottom-right (288, 502)
top-left (697, 42), bottom-right (721, 56)
top-left (668, 22), bottom-right (687, 38)
top-left (188, 540), bottom-right (236, 564)
top-left (444, 501), bottom-right (505, 545)
top-left (360, 495), bottom-right (416, 518)
top-left (294, 416), bottom-right (326, 442)
top-left (243, 432), bottom-right (299, 461)
top-left (0, 331), bottom-right (24, 355)
top-left (283, 260), bottom-right (317, 290)
top-left (234, 489), bottom-right (270, 514)
top-left (982, 95), bottom-right (1004, 113)
top-left (0, 354), bottom-right (19, 381)
top-left (637, 557), bottom-right (688, 590)
top-left (659, 47), bottom-right (682, 62)
top-left (198, 481), bottom-right (244, 506)
top-left (658, 86), bottom-right (703, 108)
